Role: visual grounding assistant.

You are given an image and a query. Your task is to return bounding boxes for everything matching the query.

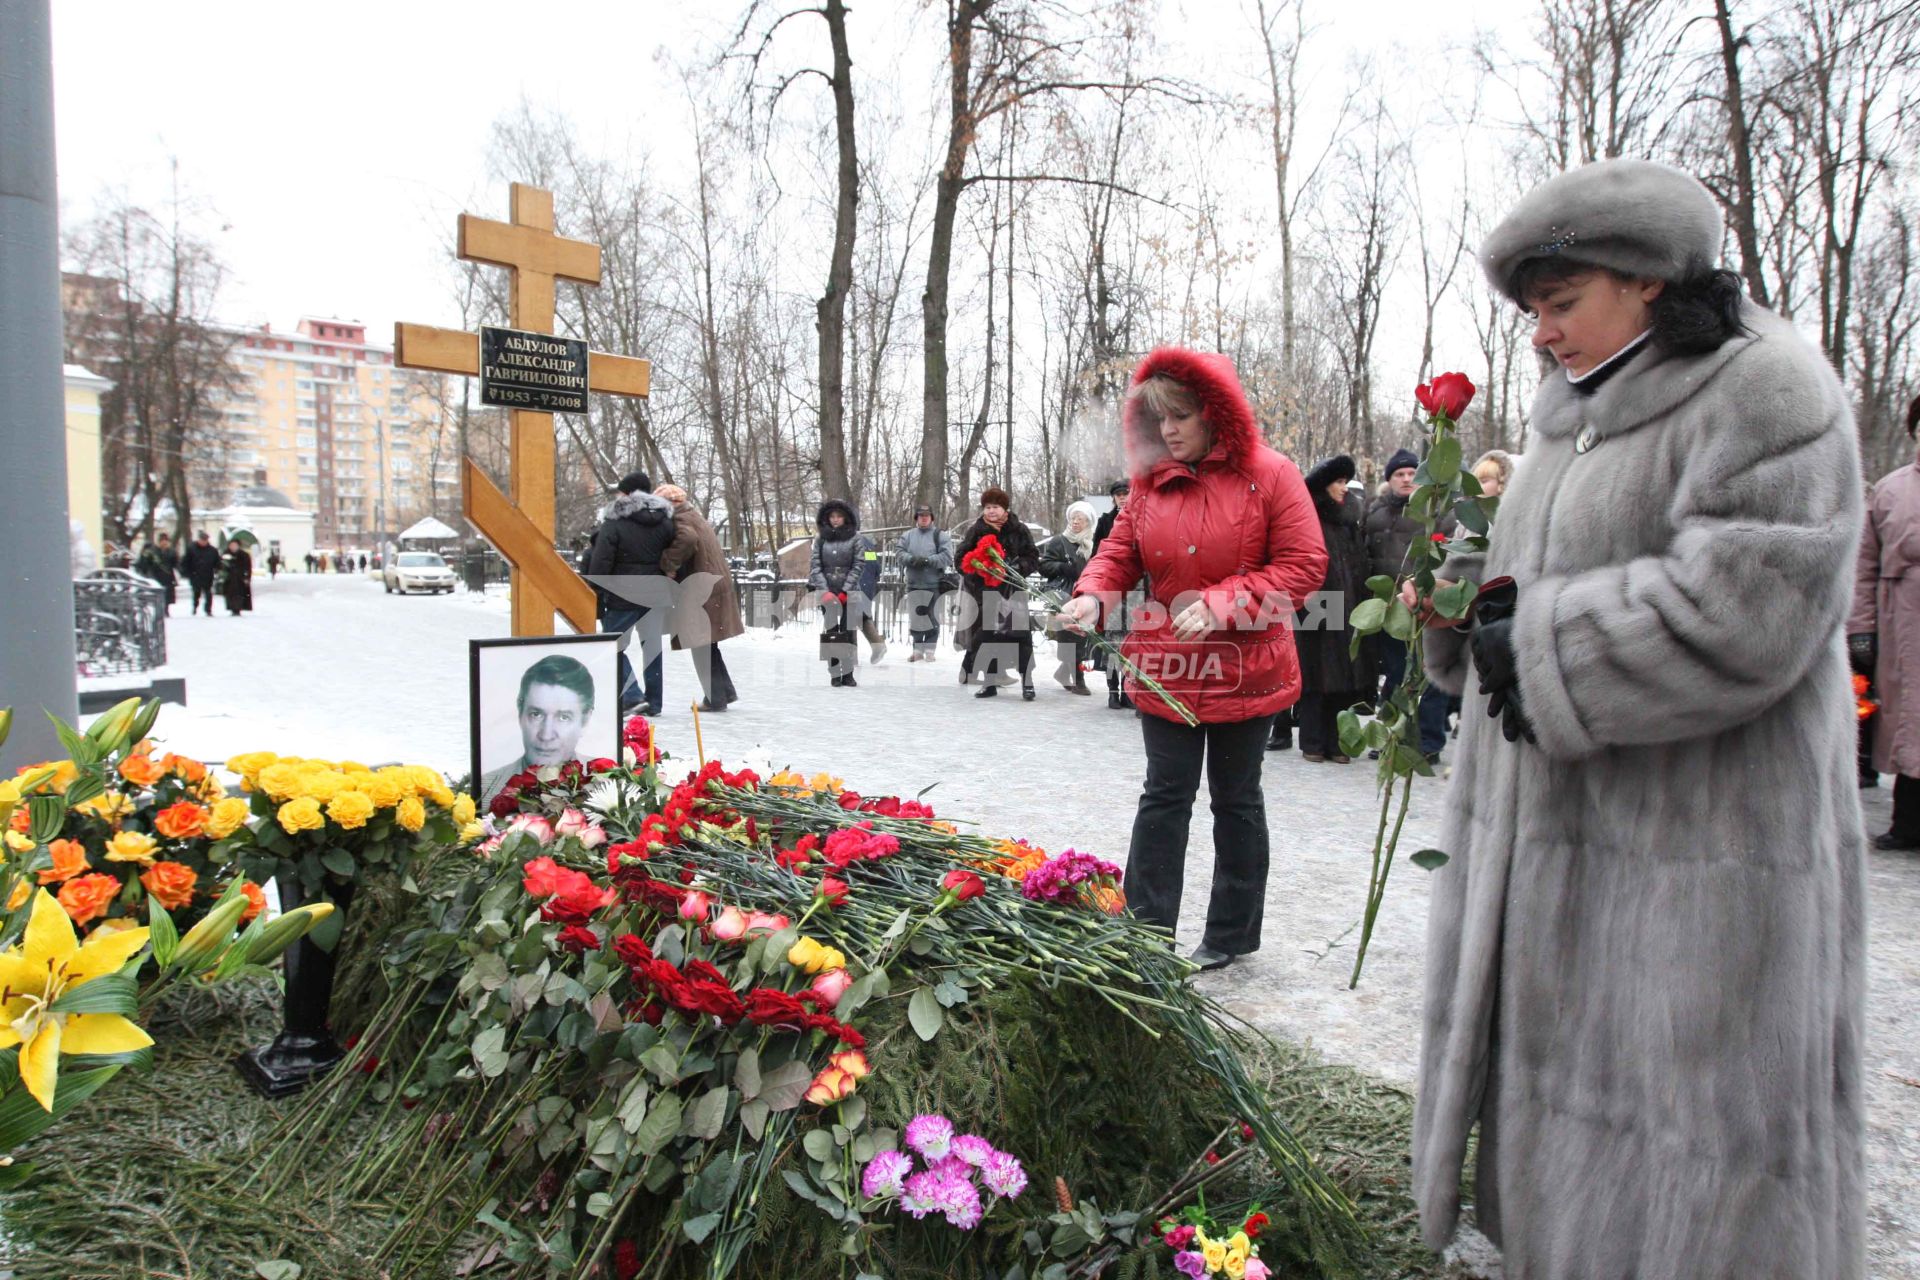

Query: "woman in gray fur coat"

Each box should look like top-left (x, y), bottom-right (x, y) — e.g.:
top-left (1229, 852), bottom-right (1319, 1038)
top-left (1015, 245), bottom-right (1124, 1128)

top-left (1411, 159), bottom-right (1867, 1277)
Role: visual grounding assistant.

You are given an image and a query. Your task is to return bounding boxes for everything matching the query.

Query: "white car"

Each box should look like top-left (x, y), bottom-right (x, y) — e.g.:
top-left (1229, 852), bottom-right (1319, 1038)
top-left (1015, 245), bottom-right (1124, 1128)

top-left (383, 551), bottom-right (456, 595)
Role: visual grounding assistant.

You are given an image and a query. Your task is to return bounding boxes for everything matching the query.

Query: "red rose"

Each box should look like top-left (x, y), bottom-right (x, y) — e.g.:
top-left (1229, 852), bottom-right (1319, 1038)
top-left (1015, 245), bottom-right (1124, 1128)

top-left (489, 789), bottom-right (521, 818)
top-left (1204, 1151), bottom-right (1221, 1166)
top-left (940, 868), bottom-right (986, 902)
top-left (540, 879), bottom-right (615, 925)
top-left (612, 933), bottom-right (654, 967)
top-left (556, 924), bottom-right (600, 954)
top-left (1414, 370), bottom-right (1475, 421)
top-left (614, 1240), bottom-right (642, 1280)
top-left (817, 877), bottom-right (850, 908)
top-left (1243, 1210), bottom-right (1270, 1239)
top-left (587, 757), bottom-right (618, 773)
top-left (1431, 532), bottom-right (1448, 543)
top-left (745, 988), bottom-right (809, 1029)
top-left (522, 856), bottom-right (569, 898)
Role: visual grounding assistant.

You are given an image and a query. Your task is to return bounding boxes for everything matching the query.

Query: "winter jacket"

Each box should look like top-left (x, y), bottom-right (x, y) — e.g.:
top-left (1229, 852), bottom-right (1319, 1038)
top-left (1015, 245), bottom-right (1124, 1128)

top-left (659, 498), bottom-right (745, 650)
top-left (586, 490), bottom-right (677, 616)
top-left (809, 500), bottom-right (879, 600)
top-left (1038, 533), bottom-right (1090, 595)
top-left (221, 548), bottom-right (252, 612)
top-left (136, 543), bottom-right (178, 602)
top-left (182, 543), bottom-right (221, 586)
top-left (1295, 488), bottom-right (1373, 695)
top-left (956, 514), bottom-right (1039, 640)
top-left (892, 524), bottom-right (953, 591)
top-left (1364, 487), bottom-right (1456, 582)
top-left (1413, 303), bottom-right (1867, 1277)
top-left (1851, 454), bottom-right (1920, 777)
top-left (1073, 347), bottom-right (1327, 724)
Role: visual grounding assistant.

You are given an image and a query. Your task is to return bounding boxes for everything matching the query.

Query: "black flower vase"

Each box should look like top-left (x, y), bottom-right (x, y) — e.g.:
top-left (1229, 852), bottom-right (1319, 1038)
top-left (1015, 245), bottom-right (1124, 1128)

top-left (236, 876), bottom-right (355, 1099)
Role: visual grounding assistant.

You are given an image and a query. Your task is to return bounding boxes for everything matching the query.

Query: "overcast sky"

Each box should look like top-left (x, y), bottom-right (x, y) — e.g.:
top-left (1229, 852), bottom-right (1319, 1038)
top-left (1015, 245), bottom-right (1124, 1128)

top-left (52, 0), bottom-right (1534, 352)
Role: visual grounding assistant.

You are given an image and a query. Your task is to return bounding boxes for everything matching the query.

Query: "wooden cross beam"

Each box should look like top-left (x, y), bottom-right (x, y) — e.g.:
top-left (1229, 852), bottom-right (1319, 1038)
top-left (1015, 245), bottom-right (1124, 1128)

top-left (394, 183), bottom-right (651, 636)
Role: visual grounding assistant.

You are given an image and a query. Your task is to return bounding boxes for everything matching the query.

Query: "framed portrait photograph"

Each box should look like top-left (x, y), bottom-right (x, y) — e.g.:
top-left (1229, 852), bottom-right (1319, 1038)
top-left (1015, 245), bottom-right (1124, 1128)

top-left (470, 634), bottom-right (622, 807)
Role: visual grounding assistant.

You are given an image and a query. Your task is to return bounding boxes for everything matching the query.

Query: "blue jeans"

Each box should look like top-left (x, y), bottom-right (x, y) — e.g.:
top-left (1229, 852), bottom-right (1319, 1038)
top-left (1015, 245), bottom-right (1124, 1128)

top-left (1377, 637), bottom-right (1452, 758)
top-left (603, 605), bottom-right (663, 712)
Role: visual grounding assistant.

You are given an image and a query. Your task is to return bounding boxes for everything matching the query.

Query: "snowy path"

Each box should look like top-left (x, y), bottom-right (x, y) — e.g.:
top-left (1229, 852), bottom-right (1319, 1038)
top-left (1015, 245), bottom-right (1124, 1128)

top-left (143, 574), bottom-right (1920, 1275)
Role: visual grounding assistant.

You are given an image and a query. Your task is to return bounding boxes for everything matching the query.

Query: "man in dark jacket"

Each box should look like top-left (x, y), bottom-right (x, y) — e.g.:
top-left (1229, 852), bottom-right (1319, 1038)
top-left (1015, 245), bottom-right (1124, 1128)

top-left (1364, 447), bottom-right (1453, 761)
top-left (182, 531), bottom-right (222, 616)
top-left (1296, 455), bottom-right (1375, 761)
top-left (586, 470), bottom-right (677, 716)
top-left (136, 533), bottom-right (179, 614)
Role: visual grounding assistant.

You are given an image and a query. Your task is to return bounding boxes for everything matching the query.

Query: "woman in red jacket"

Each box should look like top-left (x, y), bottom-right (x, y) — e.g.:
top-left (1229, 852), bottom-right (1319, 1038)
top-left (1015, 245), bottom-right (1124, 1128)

top-left (1061, 348), bottom-right (1326, 970)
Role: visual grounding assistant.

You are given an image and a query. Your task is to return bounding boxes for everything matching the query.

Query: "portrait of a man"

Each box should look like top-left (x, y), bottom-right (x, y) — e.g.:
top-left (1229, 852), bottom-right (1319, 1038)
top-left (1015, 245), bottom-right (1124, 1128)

top-left (470, 637), bottom-right (620, 808)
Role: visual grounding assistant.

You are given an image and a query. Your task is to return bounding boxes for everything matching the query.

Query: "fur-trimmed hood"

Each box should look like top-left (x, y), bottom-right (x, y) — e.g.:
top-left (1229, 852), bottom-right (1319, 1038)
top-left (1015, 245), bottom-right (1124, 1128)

top-left (608, 489), bottom-right (673, 526)
top-left (1122, 347), bottom-right (1261, 491)
top-left (816, 499), bottom-right (860, 542)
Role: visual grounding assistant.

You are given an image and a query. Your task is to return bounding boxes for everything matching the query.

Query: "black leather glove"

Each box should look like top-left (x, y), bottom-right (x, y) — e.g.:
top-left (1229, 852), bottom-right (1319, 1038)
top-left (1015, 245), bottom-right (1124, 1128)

top-left (909, 555), bottom-right (928, 569)
top-left (1848, 632), bottom-right (1877, 676)
top-left (1468, 578), bottom-right (1535, 745)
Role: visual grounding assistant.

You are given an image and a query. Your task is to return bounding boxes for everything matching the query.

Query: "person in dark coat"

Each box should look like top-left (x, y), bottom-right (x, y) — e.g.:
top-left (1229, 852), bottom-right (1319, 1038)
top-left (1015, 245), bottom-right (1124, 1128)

top-left (894, 506), bottom-right (955, 660)
top-left (1039, 500), bottom-right (1098, 693)
top-left (808, 499), bottom-right (880, 687)
top-left (182, 531), bottom-right (221, 616)
top-left (1365, 448), bottom-right (1455, 761)
top-left (1090, 479), bottom-right (1138, 709)
top-left (957, 486), bottom-right (1042, 700)
top-left (221, 539), bottom-right (253, 615)
top-left (135, 533), bottom-right (179, 614)
top-left (1294, 455), bottom-right (1374, 762)
top-left (586, 470), bottom-right (677, 715)
top-left (1850, 393), bottom-right (1920, 841)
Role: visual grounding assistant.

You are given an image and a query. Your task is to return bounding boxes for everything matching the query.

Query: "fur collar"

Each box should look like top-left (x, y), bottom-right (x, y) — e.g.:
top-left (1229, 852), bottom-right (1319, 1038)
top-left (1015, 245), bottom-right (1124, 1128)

top-left (1123, 347), bottom-right (1260, 492)
top-left (609, 490), bottom-right (673, 522)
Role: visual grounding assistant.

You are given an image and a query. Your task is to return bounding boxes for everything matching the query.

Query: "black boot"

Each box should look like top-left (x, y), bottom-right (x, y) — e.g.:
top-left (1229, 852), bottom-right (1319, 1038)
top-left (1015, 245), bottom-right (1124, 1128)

top-left (1071, 669), bottom-right (1091, 695)
top-left (842, 672), bottom-right (858, 688)
top-left (975, 684), bottom-right (998, 699)
top-left (1022, 672), bottom-right (1036, 701)
top-left (1107, 685), bottom-right (1122, 709)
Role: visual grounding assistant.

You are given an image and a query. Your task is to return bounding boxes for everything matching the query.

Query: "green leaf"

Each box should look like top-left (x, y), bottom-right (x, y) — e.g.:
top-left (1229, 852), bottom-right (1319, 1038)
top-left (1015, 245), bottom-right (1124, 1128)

top-left (734, 1046), bottom-right (762, 1099)
top-left (616, 1077), bottom-right (650, 1134)
top-left (1451, 497), bottom-right (1490, 535)
top-left (303, 898), bottom-right (345, 953)
top-left (839, 1095), bottom-right (866, 1131)
top-left (1426, 434), bottom-right (1461, 483)
top-left (683, 1085), bottom-right (729, 1141)
top-left (26, 797), bottom-right (66, 845)
top-left (632, 1090), bottom-right (682, 1155)
top-left (1411, 849), bottom-right (1450, 871)
top-left (148, 899), bottom-right (179, 969)
top-left (1336, 710), bottom-right (1365, 758)
top-left (803, 1128), bottom-right (837, 1162)
top-left (933, 978), bottom-right (968, 1008)
top-left (641, 1043), bottom-right (685, 1086)
top-left (63, 774), bottom-right (105, 809)
top-left (45, 714), bottom-right (96, 768)
top-left (0, 1063), bottom-right (122, 1151)
top-left (1365, 574), bottom-right (1398, 601)
top-left (1383, 598), bottom-right (1417, 642)
top-left (683, 1212), bottom-right (722, 1245)
top-left (758, 1059), bottom-right (814, 1113)
top-left (907, 986), bottom-right (945, 1042)
top-left (586, 1191), bottom-right (614, 1218)
top-left (1430, 578), bottom-right (1478, 620)
top-left (48, 972), bottom-right (137, 1016)
top-left (254, 1262), bottom-right (303, 1280)
top-left (318, 847), bottom-right (355, 878)
top-left (472, 1026), bottom-right (508, 1078)
top-left (1349, 597), bottom-right (1388, 634)
top-left (739, 1098), bottom-right (769, 1140)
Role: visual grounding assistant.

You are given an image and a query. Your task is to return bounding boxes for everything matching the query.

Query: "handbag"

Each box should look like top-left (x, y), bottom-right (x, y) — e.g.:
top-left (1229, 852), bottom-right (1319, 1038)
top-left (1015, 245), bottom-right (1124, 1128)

top-left (938, 568), bottom-right (962, 594)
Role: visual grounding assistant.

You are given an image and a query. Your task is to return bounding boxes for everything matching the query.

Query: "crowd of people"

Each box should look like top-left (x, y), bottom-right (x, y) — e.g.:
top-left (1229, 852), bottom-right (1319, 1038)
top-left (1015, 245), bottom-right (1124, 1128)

top-left (127, 529), bottom-right (252, 617)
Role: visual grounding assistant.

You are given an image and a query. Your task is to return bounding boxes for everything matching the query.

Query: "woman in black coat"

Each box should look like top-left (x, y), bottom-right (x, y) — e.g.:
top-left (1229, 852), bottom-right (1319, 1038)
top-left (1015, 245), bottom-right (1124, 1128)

top-left (221, 539), bottom-right (253, 616)
top-left (1293, 455), bottom-right (1374, 761)
top-left (956, 485), bottom-right (1041, 700)
top-left (1039, 500), bottom-right (1098, 694)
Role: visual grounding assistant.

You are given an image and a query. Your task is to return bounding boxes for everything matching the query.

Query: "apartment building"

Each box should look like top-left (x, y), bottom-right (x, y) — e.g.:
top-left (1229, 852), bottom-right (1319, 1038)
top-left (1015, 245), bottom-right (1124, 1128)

top-left (216, 318), bottom-right (456, 549)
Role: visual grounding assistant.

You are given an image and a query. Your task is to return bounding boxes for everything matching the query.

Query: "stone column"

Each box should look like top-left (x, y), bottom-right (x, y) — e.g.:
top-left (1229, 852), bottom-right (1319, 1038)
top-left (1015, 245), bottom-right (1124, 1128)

top-left (0, 0), bottom-right (80, 757)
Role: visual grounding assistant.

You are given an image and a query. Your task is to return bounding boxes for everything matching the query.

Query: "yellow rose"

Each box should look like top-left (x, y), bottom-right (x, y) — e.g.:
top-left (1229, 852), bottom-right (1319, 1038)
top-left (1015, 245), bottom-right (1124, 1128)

top-left (206, 796), bottom-right (251, 839)
top-left (1199, 1232), bottom-right (1227, 1275)
top-left (788, 937), bottom-right (825, 971)
top-left (358, 771), bottom-right (404, 808)
top-left (18, 761), bottom-right (77, 793)
top-left (256, 762), bottom-right (306, 802)
top-left (276, 796), bottom-right (324, 834)
top-left (299, 769), bottom-right (350, 802)
top-left (451, 793), bottom-right (476, 826)
top-left (326, 791), bottom-right (376, 831)
top-left (75, 791), bottom-right (136, 823)
top-left (104, 830), bottom-right (158, 865)
top-left (408, 767), bottom-right (454, 808)
top-left (395, 796), bottom-right (426, 833)
top-left (459, 820), bottom-right (488, 846)
top-left (4, 831), bottom-right (33, 854)
top-left (1224, 1239), bottom-right (1249, 1279)
top-left (225, 750), bottom-right (278, 784)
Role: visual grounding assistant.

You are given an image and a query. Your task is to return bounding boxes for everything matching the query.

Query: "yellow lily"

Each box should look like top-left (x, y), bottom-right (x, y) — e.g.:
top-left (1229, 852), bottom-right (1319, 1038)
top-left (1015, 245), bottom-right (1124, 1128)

top-left (0, 890), bottom-right (153, 1110)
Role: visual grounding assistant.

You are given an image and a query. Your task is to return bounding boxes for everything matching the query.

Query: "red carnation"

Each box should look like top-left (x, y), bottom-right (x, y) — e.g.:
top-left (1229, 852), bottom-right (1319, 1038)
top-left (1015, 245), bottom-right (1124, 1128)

top-left (1243, 1211), bottom-right (1270, 1239)
top-left (817, 877), bottom-right (850, 909)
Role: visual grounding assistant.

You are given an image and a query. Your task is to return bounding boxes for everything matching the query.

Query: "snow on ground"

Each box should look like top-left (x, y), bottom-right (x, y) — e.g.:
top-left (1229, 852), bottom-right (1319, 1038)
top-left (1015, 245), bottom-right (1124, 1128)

top-left (140, 573), bottom-right (1920, 1275)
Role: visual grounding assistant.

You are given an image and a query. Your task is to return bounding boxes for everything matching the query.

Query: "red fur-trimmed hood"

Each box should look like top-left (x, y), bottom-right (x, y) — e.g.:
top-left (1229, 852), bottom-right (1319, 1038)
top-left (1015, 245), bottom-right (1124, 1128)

top-left (1122, 347), bottom-right (1261, 491)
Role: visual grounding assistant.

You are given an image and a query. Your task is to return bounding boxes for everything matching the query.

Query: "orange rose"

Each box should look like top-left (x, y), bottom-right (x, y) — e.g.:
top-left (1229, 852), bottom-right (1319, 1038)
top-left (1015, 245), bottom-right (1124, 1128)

top-left (57, 872), bottom-right (122, 926)
top-left (153, 801), bottom-right (210, 840)
top-left (162, 753), bottom-right (208, 783)
top-left (140, 860), bottom-right (198, 911)
top-left (237, 880), bottom-right (267, 922)
top-left (117, 752), bottom-right (167, 788)
top-left (7, 806), bottom-right (27, 834)
top-left (38, 838), bottom-right (90, 884)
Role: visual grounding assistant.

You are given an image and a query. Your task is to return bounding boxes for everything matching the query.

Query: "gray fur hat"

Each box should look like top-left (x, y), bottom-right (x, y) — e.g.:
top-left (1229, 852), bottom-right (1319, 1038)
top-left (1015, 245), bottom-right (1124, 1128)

top-left (1481, 159), bottom-right (1723, 302)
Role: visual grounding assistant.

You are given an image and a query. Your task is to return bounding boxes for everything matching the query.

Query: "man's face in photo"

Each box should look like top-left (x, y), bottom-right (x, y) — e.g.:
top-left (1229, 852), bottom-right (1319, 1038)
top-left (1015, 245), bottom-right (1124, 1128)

top-left (519, 681), bottom-right (590, 766)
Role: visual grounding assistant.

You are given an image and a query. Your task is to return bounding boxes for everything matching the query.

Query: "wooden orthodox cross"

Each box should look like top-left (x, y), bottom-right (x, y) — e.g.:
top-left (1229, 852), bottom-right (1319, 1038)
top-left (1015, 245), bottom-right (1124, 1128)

top-left (394, 182), bottom-right (650, 636)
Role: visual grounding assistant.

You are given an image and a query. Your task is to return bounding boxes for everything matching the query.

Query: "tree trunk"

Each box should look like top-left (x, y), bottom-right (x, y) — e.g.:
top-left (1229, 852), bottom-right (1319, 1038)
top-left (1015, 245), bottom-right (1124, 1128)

top-left (1712, 0), bottom-right (1771, 307)
top-left (917, 0), bottom-right (987, 519)
top-left (815, 0), bottom-right (858, 500)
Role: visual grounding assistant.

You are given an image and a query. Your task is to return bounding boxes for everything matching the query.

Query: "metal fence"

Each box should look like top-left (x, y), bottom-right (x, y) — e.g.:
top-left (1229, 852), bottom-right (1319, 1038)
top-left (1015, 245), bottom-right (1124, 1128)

top-left (74, 574), bottom-right (167, 676)
top-left (736, 579), bottom-right (976, 643)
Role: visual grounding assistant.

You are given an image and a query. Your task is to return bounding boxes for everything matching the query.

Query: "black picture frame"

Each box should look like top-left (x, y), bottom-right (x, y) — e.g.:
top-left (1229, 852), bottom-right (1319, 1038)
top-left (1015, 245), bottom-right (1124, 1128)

top-left (469, 633), bottom-right (622, 805)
